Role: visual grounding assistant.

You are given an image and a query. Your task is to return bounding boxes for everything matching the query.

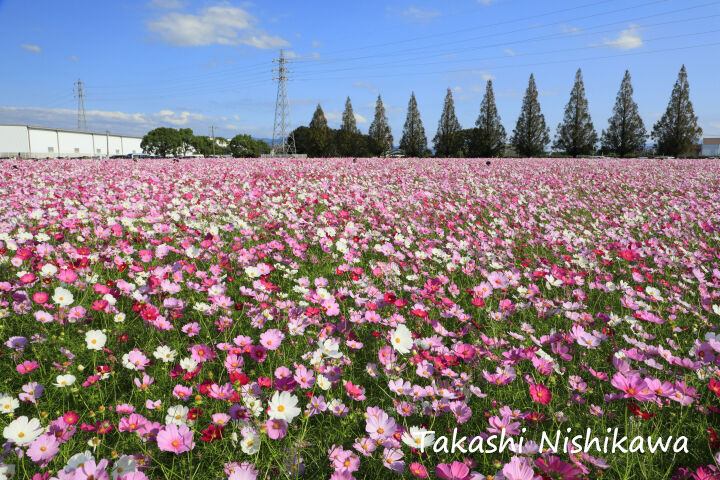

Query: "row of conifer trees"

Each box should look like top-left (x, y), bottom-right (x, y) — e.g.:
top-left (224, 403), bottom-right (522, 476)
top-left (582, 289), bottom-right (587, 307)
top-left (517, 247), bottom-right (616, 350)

top-left (295, 65), bottom-right (702, 158)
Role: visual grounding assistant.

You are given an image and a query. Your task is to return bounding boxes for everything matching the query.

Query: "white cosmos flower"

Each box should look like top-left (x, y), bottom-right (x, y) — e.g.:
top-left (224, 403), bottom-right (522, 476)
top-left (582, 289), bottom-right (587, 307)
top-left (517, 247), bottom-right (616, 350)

top-left (165, 405), bottom-right (189, 426)
top-left (112, 455), bottom-right (137, 479)
top-left (40, 263), bottom-right (58, 277)
top-left (0, 396), bottom-right (19, 415)
top-left (240, 432), bottom-right (261, 455)
top-left (3, 416), bottom-right (44, 445)
top-left (401, 426), bottom-right (435, 451)
top-left (321, 338), bottom-right (342, 358)
top-left (390, 323), bottom-right (413, 354)
top-left (179, 357), bottom-right (198, 371)
top-left (55, 374), bottom-right (76, 388)
top-left (267, 391), bottom-right (301, 423)
top-left (316, 374), bottom-right (331, 391)
top-left (65, 450), bottom-right (95, 472)
top-left (153, 345), bottom-right (177, 363)
top-left (52, 287), bottom-right (74, 307)
top-left (85, 330), bottom-right (107, 350)
top-left (0, 463), bottom-right (15, 479)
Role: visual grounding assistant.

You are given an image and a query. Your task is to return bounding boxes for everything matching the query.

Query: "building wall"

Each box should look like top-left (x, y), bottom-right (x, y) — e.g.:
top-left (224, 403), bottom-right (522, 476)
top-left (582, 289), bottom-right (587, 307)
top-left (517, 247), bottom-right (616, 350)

top-left (702, 144), bottom-right (720, 156)
top-left (58, 131), bottom-right (95, 155)
top-left (28, 129), bottom-right (59, 155)
top-left (0, 125), bottom-right (30, 154)
top-left (0, 125), bottom-right (144, 157)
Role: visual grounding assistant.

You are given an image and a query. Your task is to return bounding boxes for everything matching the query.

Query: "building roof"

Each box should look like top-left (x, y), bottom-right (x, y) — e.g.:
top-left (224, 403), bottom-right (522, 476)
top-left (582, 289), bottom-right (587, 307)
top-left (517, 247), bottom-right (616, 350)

top-left (702, 138), bottom-right (720, 145)
top-left (0, 124), bottom-right (142, 139)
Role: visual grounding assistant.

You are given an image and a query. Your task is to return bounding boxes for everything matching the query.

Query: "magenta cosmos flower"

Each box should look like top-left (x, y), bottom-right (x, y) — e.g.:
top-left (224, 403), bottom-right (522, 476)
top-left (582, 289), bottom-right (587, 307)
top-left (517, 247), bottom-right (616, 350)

top-left (157, 424), bottom-right (195, 454)
top-left (529, 383), bottom-right (552, 405)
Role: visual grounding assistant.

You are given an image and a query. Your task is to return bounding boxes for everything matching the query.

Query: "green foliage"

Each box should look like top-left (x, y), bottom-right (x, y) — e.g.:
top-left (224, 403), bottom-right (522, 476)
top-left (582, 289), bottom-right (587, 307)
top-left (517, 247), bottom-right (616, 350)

top-left (471, 80), bottom-right (506, 157)
top-left (368, 95), bottom-right (393, 155)
top-left (399, 92), bottom-right (427, 157)
top-left (228, 134), bottom-right (270, 158)
top-left (433, 88), bottom-right (462, 157)
top-left (511, 74), bottom-right (550, 157)
top-left (308, 105), bottom-right (333, 157)
top-left (601, 70), bottom-right (648, 157)
top-left (553, 69), bottom-right (598, 157)
top-left (340, 97), bottom-right (360, 134)
top-left (141, 127), bottom-right (183, 157)
top-left (652, 65), bottom-right (703, 157)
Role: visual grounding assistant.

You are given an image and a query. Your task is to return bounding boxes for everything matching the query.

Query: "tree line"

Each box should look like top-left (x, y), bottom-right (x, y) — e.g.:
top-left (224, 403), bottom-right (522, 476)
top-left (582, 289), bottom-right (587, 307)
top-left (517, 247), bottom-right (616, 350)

top-left (140, 128), bottom-right (270, 158)
top-left (293, 65), bottom-right (703, 158)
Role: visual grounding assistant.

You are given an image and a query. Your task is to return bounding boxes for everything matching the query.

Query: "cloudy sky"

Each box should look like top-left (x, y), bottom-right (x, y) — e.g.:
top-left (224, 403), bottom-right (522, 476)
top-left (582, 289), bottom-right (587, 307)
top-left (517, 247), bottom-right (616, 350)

top-left (1, 0), bottom-right (719, 141)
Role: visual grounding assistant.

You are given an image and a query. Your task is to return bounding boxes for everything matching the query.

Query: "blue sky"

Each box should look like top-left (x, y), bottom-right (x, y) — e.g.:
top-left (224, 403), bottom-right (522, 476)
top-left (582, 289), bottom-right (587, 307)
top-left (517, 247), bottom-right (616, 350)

top-left (1, 0), bottom-right (719, 142)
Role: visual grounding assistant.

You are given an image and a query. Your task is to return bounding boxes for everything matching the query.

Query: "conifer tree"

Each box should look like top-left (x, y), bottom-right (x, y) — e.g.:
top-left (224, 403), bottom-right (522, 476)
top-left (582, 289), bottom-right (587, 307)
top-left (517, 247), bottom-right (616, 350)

top-left (433, 88), bottom-right (462, 157)
top-left (308, 104), bottom-right (331, 157)
top-left (399, 92), bottom-right (427, 157)
top-left (341, 96), bottom-right (360, 134)
top-left (601, 70), bottom-right (647, 157)
top-left (554, 68), bottom-right (597, 157)
top-left (511, 74), bottom-right (550, 157)
top-left (473, 80), bottom-right (506, 157)
top-left (652, 65), bottom-right (702, 156)
top-left (368, 95), bottom-right (393, 155)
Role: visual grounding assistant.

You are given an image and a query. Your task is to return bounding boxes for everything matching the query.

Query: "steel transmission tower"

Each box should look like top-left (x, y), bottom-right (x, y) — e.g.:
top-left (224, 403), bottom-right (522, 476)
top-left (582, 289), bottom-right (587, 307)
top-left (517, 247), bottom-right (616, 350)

top-left (271, 50), bottom-right (296, 155)
top-left (74, 79), bottom-right (88, 131)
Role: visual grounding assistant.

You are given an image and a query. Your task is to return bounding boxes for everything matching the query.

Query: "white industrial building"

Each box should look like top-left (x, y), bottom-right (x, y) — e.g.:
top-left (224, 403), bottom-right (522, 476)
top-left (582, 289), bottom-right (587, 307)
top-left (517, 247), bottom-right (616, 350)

top-left (702, 138), bottom-right (720, 156)
top-left (0, 124), bottom-right (144, 158)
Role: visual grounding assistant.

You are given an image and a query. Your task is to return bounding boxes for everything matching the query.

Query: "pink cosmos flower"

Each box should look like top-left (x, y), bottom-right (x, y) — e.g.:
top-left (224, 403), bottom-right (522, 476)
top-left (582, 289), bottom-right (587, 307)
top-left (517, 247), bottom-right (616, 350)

top-left (157, 424), bottom-right (195, 454)
top-left (32, 291), bottom-right (49, 304)
top-left (381, 448), bottom-right (404, 473)
top-left (259, 329), bottom-right (285, 350)
top-left (16, 360), bottom-right (40, 374)
top-left (73, 459), bottom-right (111, 480)
top-left (502, 456), bottom-right (538, 480)
top-left (529, 383), bottom-right (552, 405)
top-left (535, 456), bottom-right (583, 479)
top-left (435, 461), bottom-right (470, 480)
top-left (409, 462), bottom-right (429, 478)
top-left (27, 434), bottom-right (59, 465)
top-left (56, 269), bottom-right (78, 283)
top-left (266, 419), bottom-right (288, 440)
top-left (611, 372), bottom-right (655, 402)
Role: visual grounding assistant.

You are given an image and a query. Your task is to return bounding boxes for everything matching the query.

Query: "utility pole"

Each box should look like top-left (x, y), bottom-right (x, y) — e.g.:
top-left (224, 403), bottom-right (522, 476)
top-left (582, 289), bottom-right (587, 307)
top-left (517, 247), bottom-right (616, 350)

top-left (210, 126), bottom-right (216, 157)
top-left (74, 79), bottom-right (88, 130)
top-left (271, 49), bottom-right (296, 156)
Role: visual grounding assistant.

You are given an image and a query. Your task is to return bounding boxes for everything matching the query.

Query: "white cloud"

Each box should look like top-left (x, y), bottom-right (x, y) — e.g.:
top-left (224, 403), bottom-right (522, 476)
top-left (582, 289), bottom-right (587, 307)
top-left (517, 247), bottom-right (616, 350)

top-left (69, 55), bottom-right (79, 62)
top-left (603, 25), bottom-right (642, 50)
top-left (477, 0), bottom-right (496, 4)
top-left (311, 40), bottom-right (322, 48)
top-left (324, 112), bottom-right (341, 123)
top-left (453, 86), bottom-right (462, 93)
top-left (0, 106), bottom-right (211, 134)
top-left (561, 25), bottom-right (582, 35)
top-left (148, 5), bottom-right (289, 49)
top-left (472, 70), bottom-right (495, 81)
top-left (21, 44), bottom-right (41, 53)
top-left (402, 7), bottom-right (441, 22)
top-left (149, 0), bottom-right (184, 9)
top-left (284, 50), bottom-right (321, 59)
top-left (503, 48), bottom-right (516, 56)
top-left (324, 111), bottom-right (368, 125)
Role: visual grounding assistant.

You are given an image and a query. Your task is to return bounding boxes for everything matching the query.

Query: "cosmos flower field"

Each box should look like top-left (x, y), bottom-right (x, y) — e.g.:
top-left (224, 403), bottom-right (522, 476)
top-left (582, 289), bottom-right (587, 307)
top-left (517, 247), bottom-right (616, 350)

top-left (0, 157), bottom-right (719, 480)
